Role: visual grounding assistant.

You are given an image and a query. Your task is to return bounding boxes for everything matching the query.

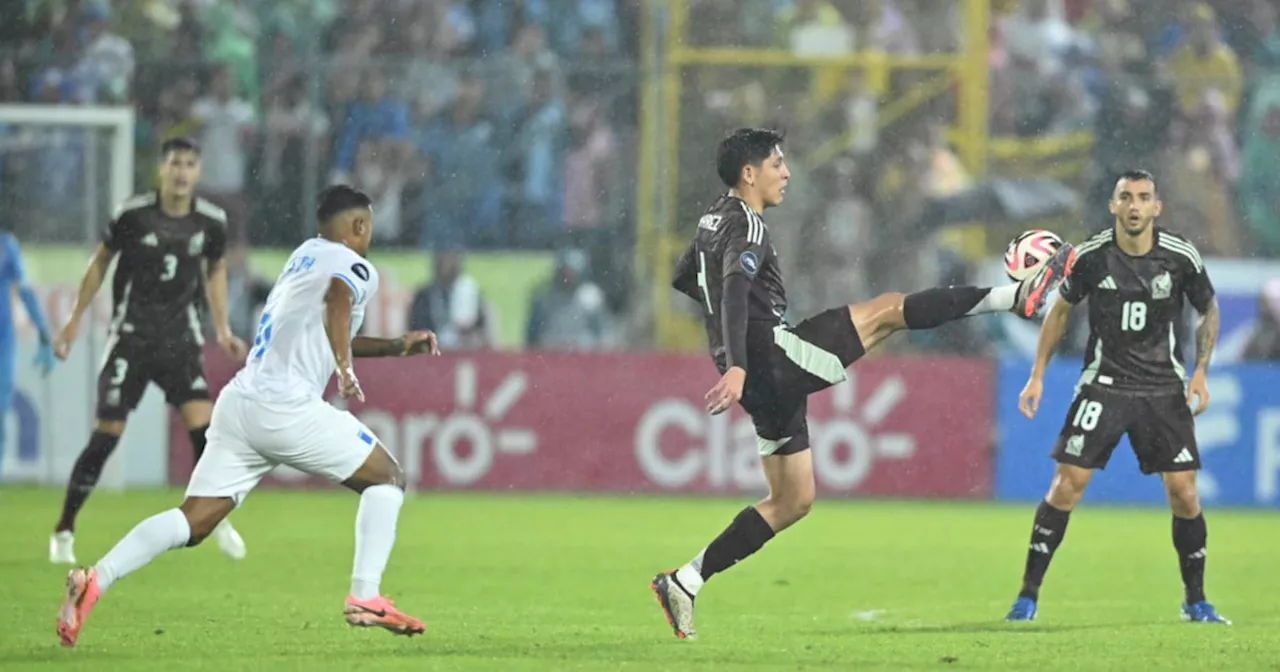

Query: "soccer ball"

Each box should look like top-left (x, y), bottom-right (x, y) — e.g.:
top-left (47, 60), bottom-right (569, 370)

top-left (1004, 229), bottom-right (1064, 281)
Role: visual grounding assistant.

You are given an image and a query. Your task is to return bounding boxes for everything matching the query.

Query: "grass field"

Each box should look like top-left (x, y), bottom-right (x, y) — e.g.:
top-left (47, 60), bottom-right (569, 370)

top-left (2, 488), bottom-right (1277, 671)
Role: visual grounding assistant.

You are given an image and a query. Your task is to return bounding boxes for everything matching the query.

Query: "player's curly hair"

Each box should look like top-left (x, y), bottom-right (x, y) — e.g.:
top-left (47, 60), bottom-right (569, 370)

top-left (716, 128), bottom-right (785, 188)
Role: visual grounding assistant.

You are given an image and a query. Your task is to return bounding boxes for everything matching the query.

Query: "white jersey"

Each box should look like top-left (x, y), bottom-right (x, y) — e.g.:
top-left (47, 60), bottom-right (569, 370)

top-left (227, 237), bottom-right (379, 405)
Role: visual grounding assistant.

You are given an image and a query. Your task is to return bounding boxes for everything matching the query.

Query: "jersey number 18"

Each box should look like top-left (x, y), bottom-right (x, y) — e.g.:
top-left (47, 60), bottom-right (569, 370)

top-left (1121, 300), bottom-right (1146, 332)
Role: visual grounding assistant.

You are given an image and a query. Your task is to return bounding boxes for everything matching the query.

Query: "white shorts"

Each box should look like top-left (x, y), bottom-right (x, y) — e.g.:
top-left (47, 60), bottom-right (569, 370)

top-left (186, 390), bottom-right (383, 506)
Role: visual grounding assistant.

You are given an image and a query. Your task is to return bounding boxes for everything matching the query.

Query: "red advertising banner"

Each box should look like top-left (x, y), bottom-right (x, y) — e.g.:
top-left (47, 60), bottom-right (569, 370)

top-left (169, 350), bottom-right (993, 498)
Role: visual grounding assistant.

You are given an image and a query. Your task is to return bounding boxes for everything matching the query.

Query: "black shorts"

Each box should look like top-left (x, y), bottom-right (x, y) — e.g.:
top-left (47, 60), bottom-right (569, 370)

top-left (97, 336), bottom-right (210, 420)
top-left (739, 307), bottom-right (866, 457)
top-left (1051, 386), bottom-right (1199, 475)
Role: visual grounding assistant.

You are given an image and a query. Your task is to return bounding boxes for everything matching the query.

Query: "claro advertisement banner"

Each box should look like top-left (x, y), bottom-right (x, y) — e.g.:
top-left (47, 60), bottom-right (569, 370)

top-left (170, 350), bottom-right (995, 498)
top-left (995, 357), bottom-right (1280, 507)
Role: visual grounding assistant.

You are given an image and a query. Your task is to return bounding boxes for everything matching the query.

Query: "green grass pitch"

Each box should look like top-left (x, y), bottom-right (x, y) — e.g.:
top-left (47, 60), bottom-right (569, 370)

top-left (2, 488), bottom-right (1277, 670)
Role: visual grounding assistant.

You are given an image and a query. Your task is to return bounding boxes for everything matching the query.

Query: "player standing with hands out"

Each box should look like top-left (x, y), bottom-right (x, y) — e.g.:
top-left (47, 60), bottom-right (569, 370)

top-left (1004, 170), bottom-right (1229, 624)
top-left (49, 137), bottom-right (250, 564)
top-left (55, 185), bottom-right (440, 647)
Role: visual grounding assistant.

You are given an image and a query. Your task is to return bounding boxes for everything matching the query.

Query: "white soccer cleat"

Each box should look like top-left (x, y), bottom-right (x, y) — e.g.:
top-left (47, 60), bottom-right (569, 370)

top-left (651, 572), bottom-right (698, 639)
top-left (49, 531), bottom-right (76, 565)
top-left (213, 519), bottom-right (246, 560)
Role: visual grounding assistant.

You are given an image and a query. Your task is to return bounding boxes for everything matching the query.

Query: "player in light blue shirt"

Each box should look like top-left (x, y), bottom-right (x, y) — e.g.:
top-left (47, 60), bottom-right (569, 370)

top-left (0, 231), bottom-right (55, 473)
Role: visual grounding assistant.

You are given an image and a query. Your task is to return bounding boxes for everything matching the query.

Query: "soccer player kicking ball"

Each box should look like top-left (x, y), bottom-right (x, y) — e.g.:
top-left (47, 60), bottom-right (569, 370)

top-left (650, 128), bottom-right (1076, 640)
top-left (56, 186), bottom-right (439, 647)
top-left (1004, 170), bottom-right (1229, 625)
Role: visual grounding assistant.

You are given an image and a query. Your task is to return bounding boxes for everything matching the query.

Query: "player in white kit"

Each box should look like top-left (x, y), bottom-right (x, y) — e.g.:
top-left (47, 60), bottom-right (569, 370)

top-left (55, 185), bottom-right (439, 647)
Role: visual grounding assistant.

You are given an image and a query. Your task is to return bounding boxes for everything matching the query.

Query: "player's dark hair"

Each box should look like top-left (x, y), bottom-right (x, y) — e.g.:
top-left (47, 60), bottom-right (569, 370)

top-left (716, 128), bottom-right (785, 188)
top-left (1115, 169), bottom-right (1157, 195)
top-left (160, 137), bottom-right (200, 158)
top-left (316, 184), bottom-right (373, 225)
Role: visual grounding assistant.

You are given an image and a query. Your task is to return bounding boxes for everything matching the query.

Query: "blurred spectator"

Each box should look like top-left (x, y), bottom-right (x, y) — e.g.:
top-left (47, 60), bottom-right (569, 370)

top-left (526, 248), bottom-right (614, 350)
top-left (409, 251), bottom-right (491, 351)
top-left (416, 70), bottom-right (503, 249)
top-left (1243, 279), bottom-right (1280, 361)
top-left (191, 65), bottom-right (256, 245)
top-left (331, 71), bottom-right (412, 183)
top-left (489, 23), bottom-right (560, 118)
top-left (261, 74), bottom-right (330, 243)
top-left (1238, 92), bottom-right (1280, 255)
top-left (1163, 89), bottom-right (1241, 255)
top-left (353, 141), bottom-right (407, 244)
top-left (1167, 4), bottom-right (1243, 117)
top-left (73, 2), bottom-right (136, 103)
top-left (504, 68), bottom-right (567, 248)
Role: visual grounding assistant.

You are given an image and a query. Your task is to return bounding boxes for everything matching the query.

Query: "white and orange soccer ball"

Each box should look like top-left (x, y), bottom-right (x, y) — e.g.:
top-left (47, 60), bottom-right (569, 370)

top-left (1004, 229), bottom-right (1064, 281)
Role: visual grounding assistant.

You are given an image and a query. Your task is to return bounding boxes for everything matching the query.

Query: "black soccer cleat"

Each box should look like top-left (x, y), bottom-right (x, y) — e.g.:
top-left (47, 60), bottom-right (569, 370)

top-left (1015, 243), bottom-right (1077, 319)
top-left (650, 572), bottom-right (697, 640)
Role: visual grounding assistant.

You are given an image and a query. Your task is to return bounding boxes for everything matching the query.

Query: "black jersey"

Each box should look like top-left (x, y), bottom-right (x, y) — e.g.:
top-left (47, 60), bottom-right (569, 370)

top-left (1058, 227), bottom-right (1215, 395)
top-left (672, 194), bottom-right (787, 371)
top-left (102, 192), bottom-right (228, 345)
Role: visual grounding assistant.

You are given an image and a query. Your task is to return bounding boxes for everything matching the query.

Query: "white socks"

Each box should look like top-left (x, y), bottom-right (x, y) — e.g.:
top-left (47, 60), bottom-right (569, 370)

top-left (674, 550), bottom-right (707, 597)
top-left (968, 284), bottom-right (1019, 316)
top-left (95, 508), bottom-right (192, 593)
top-left (350, 484), bottom-right (404, 600)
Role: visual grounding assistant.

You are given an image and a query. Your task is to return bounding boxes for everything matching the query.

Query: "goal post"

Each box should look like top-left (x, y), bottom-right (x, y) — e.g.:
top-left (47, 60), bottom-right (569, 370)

top-left (0, 105), bottom-right (135, 241)
top-left (0, 104), bottom-right (168, 492)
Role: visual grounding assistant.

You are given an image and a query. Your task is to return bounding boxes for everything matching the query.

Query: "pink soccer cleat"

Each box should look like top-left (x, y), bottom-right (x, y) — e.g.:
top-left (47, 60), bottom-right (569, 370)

top-left (343, 595), bottom-right (426, 637)
top-left (56, 567), bottom-right (102, 647)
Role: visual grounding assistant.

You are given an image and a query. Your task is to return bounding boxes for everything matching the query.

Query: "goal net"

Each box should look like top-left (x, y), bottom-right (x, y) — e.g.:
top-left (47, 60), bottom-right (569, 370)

top-left (0, 104), bottom-right (165, 491)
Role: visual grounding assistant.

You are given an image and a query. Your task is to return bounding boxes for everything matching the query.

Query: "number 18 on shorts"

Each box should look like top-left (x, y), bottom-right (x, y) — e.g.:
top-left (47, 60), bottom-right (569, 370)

top-left (1051, 387), bottom-right (1200, 475)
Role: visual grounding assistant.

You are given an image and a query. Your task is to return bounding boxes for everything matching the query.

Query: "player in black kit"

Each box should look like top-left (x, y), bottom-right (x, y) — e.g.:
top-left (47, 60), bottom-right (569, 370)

top-left (49, 138), bottom-right (249, 565)
top-left (649, 128), bottom-right (1076, 639)
top-left (1003, 170), bottom-right (1229, 624)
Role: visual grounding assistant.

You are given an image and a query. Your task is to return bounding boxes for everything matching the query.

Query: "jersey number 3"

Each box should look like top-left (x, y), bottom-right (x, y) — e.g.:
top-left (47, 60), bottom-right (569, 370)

top-left (159, 254), bottom-right (178, 281)
top-left (251, 312), bottom-right (273, 360)
top-left (1121, 300), bottom-right (1147, 332)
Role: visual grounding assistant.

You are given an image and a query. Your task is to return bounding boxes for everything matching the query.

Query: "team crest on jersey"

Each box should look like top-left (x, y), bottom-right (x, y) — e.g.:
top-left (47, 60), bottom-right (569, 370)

top-left (141, 233), bottom-right (159, 247)
top-left (739, 251), bottom-right (759, 276)
top-left (1065, 434), bottom-right (1084, 457)
top-left (188, 231), bottom-right (205, 256)
top-left (1150, 271), bottom-right (1172, 300)
top-left (351, 262), bottom-right (370, 281)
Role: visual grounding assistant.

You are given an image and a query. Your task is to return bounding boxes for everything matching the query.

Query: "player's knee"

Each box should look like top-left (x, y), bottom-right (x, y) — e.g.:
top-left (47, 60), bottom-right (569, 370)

top-left (767, 488), bottom-right (815, 525)
top-left (1046, 466), bottom-right (1090, 509)
top-left (849, 292), bottom-right (907, 346)
top-left (1163, 475), bottom-right (1200, 516)
top-left (178, 498), bottom-right (233, 545)
top-left (93, 419), bottom-right (126, 436)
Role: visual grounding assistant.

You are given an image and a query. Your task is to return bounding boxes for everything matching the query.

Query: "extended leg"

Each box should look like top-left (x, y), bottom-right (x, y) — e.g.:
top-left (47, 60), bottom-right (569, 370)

top-left (56, 496), bottom-right (233, 647)
top-left (851, 244), bottom-right (1076, 353)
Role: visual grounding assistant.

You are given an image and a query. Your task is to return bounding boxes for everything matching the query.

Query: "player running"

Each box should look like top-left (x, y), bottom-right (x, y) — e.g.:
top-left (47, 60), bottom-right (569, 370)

top-left (0, 230), bottom-right (56, 473)
top-left (650, 128), bottom-right (1076, 640)
top-left (49, 137), bottom-right (248, 565)
top-left (56, 185), bottom-right (438, 647)
top-left (1004, 170), bottom-right (1229, 624)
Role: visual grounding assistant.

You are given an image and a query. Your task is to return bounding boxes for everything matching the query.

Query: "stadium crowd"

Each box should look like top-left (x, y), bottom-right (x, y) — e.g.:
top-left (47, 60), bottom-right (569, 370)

top-left (0, 0), bottom-right (1278, 356)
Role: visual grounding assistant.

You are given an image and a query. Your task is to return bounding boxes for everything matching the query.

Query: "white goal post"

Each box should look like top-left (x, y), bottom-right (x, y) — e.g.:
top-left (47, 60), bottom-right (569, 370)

top-left (0, 104), bottom-right (173, 492)
top-left (0, 105), bottom-right (135, 241)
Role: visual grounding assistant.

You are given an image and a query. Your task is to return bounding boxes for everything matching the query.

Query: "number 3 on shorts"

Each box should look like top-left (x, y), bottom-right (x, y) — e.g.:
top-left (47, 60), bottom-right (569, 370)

top-left (1072, 399), bottom-right (1104, 432)
top-left (251, 312), bottom-right (273, 360)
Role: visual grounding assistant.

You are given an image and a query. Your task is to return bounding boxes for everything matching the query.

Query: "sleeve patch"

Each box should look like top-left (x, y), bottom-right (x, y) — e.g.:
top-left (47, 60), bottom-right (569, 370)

top-left (739, 251), bottom-right (760, 276)
top-left (351, 262), bottom-right (370, 281)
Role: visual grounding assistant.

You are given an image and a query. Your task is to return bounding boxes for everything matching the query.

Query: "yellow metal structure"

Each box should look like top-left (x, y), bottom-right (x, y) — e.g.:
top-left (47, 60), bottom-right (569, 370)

top-left (637, 0), bottom-right (1080, 351)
